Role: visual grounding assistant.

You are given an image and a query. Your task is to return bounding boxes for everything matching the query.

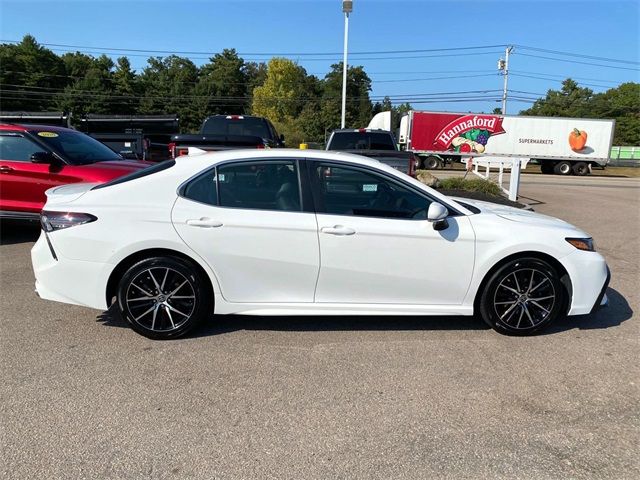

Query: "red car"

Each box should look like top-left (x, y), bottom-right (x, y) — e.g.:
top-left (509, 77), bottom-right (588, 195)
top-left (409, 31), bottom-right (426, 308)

top-left (0, 124), bottom-right (151, 219)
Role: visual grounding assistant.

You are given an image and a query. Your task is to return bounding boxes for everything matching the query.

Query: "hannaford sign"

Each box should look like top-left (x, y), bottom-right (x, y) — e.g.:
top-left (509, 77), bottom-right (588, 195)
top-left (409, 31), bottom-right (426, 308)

top-left (434, 115), bottom-right (506, 148)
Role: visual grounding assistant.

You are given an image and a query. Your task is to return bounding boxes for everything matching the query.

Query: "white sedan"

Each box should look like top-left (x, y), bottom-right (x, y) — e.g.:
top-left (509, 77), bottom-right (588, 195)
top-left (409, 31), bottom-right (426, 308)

top-left (32, 150), bottom-right (609, 339)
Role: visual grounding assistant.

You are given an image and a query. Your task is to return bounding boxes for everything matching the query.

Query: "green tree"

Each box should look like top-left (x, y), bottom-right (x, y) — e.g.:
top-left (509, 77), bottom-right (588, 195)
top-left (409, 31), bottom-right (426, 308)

top-left (56, 54), bottom-right (114, 115)
top-left (520, 79), bottom-right (594, 117)
top-left (321, 62), bottom-right (373, 131)
top-left (195, 49), bottom-right (248, 117)
top-left (0, 35), bottom-right (67, 111)
top-left (111, 57), bottom-right (139, 115)
top-left (139, 56), bottom-right (199, 131)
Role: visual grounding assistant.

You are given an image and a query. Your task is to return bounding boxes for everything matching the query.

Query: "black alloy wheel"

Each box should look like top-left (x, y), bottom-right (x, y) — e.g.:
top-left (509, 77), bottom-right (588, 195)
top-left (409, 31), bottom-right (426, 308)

top-left (117, 256), bottom-right (211, 339)
top-left (479, 258), bottom-right (566, 335)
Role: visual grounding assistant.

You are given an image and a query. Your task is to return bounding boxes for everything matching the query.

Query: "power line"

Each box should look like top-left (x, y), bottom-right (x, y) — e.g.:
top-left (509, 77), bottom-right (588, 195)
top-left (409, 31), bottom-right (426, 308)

top-left (515, 44), bottom-right (640, 65)
top-left (510, 70), bottom-right (622, 85)
top-left (516, 53), bottom-right (640, 71)
top-left (510, 73), bottom-right (616, 89)
top-left (0, 39), bottom-right (508, 57)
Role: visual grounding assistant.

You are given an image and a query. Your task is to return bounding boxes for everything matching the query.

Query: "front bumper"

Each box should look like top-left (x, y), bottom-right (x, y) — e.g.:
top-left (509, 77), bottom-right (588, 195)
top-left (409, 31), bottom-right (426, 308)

top-left (590, 266), bottom-right (611, 314)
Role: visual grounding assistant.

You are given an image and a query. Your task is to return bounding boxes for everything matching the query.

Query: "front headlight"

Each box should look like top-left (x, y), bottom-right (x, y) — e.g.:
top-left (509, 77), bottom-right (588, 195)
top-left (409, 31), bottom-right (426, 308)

top-left (566, 237), bottom-right (595, 252)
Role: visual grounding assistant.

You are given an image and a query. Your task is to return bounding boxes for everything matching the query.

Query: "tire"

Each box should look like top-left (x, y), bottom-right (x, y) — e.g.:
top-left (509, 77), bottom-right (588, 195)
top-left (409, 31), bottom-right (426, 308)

top-left (424, 156), bottom-right (441, 169)
top-left (553, 161), bottom-right (572, 175)
top-left (478, 257), bottom-right (566, 335)
top-left (572, 162), bottom-right (589, 176)
top-left (116, 256), bottom-right (212, 339)
top-left (540, 161), bottom-right (554, 174)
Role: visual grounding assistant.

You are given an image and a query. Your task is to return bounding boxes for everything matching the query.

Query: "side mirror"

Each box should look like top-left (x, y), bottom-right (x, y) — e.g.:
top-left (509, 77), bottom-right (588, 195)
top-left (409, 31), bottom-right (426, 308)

top-left (427, 202), bottom-right (449, 231)
top-left (30, 151), bottom-right (57, 164)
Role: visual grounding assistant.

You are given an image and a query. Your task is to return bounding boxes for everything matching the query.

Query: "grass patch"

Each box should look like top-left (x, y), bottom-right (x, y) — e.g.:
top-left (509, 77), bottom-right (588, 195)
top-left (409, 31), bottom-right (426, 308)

top-left (437, 176), bottom-right (503, 196)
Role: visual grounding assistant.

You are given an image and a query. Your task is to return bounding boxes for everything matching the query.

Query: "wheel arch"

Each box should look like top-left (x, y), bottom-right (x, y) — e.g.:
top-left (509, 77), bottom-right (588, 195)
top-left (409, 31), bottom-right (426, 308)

top-left (105, 248), bottom-right (214, 307)
top-left (473, 250), bottom-right (573, 314)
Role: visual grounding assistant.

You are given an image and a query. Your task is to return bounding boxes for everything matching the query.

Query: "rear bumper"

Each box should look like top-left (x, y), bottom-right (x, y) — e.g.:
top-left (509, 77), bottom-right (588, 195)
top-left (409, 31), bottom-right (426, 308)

top-left (31, 232), bottom-right (111, 310)
top-left (590, 266), bottom-right (611, 314)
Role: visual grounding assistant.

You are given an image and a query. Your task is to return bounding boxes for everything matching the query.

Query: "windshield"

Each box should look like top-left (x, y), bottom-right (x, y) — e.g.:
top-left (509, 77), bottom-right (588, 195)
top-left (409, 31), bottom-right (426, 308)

top-left (329, 132), bottom-right (397, 151)
top-left (30, 130), bottom-right (122, 165)
top-left (201, 117), bottom-right (271, 139)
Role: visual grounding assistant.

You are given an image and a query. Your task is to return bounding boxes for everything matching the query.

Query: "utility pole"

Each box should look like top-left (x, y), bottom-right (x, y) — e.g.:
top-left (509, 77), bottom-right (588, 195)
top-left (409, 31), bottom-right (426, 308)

top-left (341, 1), bottom-right (353, 129)
top-left (499, 45), bottom-right (514, 114)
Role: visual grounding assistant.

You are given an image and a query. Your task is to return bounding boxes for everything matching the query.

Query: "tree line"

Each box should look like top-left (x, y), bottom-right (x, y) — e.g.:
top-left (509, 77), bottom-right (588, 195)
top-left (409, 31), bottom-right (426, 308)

top-left (1, 36), bottom-right (638, 145)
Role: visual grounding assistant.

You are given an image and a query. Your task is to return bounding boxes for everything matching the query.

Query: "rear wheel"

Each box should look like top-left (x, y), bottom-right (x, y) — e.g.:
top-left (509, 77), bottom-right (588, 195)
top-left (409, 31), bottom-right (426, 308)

top-left (479, 258), bottom-right (566, 335)
top-left (423, 155), bottom-right (441, 169)
top-left (572, 162), bottom-right (589, 176)
top-left (116, 256), bottom-right (212, 339)
top-left (554, 161), bottom-right (573, 175)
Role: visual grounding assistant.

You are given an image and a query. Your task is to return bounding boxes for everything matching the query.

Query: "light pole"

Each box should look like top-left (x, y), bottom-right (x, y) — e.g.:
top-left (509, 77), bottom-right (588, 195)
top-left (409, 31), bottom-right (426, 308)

top-left (499, 45), bottom-right (513, 114)
top-left (341, 0), bottom-right (352, 129)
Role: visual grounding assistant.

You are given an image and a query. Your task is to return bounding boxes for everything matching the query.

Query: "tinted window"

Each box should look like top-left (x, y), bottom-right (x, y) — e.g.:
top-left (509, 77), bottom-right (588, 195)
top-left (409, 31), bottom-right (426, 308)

top-left (218, 161), bottom-right (300, 212)
top-left (0, 134), bottom-right (43, 162)
top-left (92, 160), bottom-right (175, 190)
top-left (29, 130), bottom-right (122, 165)
top-left (315, 164), bottom-right (430, 219)
top-left (182, 168), bottom-right (218, 206)
top-left (201, 117), bottom-right (271, 139)
top-left (328, 132), bottom-right (397, 151)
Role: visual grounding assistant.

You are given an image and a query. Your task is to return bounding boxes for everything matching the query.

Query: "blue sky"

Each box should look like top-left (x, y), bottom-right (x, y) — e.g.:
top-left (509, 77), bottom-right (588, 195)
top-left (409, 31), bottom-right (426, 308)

top-left (1, 0), bottom-right (638, 114)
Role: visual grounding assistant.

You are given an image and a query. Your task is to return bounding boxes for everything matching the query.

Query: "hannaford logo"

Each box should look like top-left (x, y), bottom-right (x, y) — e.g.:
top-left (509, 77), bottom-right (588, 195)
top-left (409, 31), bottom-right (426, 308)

top-left (434, 115), bottom-right (506, 153)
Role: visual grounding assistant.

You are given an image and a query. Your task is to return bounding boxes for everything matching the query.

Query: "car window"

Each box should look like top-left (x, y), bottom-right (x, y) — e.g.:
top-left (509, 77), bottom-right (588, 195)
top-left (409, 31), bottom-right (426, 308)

top-left (30, 130), bottom-right (121, 165)
top-left (314, 164), bottom-right (430, 219)
top-left (0, 134), bottom-right (44, 162)
top-left (201, 117), bottom-right (271, 139)
top-left (218, 161), bottom-right (301, 212)
top-left (182, 168), bottom-right (218, 206)
top-left (328, 132), bottom-right (397, 151)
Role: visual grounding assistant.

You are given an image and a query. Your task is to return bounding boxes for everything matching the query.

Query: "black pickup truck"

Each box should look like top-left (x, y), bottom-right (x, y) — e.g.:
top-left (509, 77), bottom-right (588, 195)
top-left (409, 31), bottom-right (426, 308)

top-left (169, 115), bottom-right (285, 158)
top-left (325, 128), bottom-right (417, 176)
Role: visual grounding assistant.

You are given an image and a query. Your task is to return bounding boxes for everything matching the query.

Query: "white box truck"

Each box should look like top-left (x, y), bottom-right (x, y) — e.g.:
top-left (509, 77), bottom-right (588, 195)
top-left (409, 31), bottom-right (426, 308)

top-left (391, 110), bottom-right (615, 175)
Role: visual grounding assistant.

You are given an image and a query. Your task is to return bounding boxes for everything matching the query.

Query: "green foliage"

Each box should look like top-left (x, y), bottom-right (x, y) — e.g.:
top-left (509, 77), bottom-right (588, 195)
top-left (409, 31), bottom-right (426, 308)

top-left (520, 79), bottom-right (640, 145)
top-left (435, 176), bottom-right (503, 196)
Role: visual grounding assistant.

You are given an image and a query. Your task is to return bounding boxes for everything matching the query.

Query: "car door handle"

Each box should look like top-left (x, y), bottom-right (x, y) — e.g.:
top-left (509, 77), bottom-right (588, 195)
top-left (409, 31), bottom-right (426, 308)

top-left (321, 225), bottom-right (356, 236)
top-left (0, 166), bottom-right (13, 173)
top-left (186, 218), bottom-right (223, 228)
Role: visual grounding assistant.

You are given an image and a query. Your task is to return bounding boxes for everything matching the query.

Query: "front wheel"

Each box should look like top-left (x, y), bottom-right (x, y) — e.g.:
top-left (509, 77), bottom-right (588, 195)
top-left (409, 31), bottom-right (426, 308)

top-left (116, 256), bottom-right (212, 339)
top-left (478, 258), bottom-right (566, 335)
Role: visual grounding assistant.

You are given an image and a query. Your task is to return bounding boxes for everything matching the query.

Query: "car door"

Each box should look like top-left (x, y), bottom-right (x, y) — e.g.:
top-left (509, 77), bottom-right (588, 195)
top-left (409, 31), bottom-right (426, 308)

top-left (172, 158), bottom-right (320, 303)
top-left (310, 161), bottom-right (476, 305)
top-left (0, 131), bottom-right (76, 213)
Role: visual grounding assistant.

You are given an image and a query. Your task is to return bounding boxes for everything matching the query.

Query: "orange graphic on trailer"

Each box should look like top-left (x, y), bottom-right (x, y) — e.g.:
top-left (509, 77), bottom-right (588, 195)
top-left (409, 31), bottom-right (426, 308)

top-left (569, 128), bottom-right (588, 152)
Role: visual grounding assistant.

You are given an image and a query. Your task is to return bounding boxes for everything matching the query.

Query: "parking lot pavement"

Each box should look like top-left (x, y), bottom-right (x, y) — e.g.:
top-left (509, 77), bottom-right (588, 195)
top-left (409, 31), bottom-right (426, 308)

top-left (1, 175), bottom-right (638, 480)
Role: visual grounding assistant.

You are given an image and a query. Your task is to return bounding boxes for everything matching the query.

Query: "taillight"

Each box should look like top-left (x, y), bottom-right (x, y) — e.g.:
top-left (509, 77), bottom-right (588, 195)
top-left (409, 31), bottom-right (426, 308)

top-left (177, 148), bottom-right (189, 156)
top-left (40, 211), bottom-right (97, 232)
top-left (168, 142), bottom-right (176, 159)
top-left (256, 143), bottom-right (265, 149)
top-left (358, 128), bottom-right (366, 133)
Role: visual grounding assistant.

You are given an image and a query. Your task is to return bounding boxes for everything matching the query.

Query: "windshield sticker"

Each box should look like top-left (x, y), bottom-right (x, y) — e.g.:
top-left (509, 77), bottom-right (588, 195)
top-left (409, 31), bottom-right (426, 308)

top-left (362, 184), bottom-right (378, 192)
top-left (37, 132), bottom-right (59, 138)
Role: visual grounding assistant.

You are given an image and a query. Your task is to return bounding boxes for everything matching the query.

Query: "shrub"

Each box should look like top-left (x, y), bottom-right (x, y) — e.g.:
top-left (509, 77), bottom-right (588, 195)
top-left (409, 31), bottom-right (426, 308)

top-left (437, 176), bottom-right (503, 196)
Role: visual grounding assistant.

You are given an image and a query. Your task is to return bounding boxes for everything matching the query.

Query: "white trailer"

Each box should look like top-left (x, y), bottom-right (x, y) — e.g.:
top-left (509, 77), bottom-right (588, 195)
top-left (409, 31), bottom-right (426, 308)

top-left (391, 110), bottom-right (616, 175)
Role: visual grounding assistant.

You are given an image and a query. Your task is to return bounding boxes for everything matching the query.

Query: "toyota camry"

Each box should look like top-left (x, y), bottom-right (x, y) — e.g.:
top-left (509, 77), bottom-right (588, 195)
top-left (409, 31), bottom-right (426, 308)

top-left (31, 150), bottom-right (609, 339)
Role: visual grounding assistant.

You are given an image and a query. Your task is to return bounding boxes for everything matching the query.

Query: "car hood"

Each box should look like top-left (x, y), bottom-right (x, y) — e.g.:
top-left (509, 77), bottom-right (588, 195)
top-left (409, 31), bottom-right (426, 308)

top-left (450, 197), bottom-right (580, 230)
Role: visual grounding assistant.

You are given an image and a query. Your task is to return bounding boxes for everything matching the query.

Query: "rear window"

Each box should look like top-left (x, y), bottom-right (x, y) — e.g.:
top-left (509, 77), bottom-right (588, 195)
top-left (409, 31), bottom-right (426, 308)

top-left (328, 132), bottom-right (397, 151)
top-left (201, 117), bottom-right (271, 139)
top-left (91, 160), bottom-right (175, 190)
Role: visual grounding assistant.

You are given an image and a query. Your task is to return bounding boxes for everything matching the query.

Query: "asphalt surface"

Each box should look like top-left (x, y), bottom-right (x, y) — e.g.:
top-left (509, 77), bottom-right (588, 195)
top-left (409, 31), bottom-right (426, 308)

top-left (1, 173), bottom-right (638, 479)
